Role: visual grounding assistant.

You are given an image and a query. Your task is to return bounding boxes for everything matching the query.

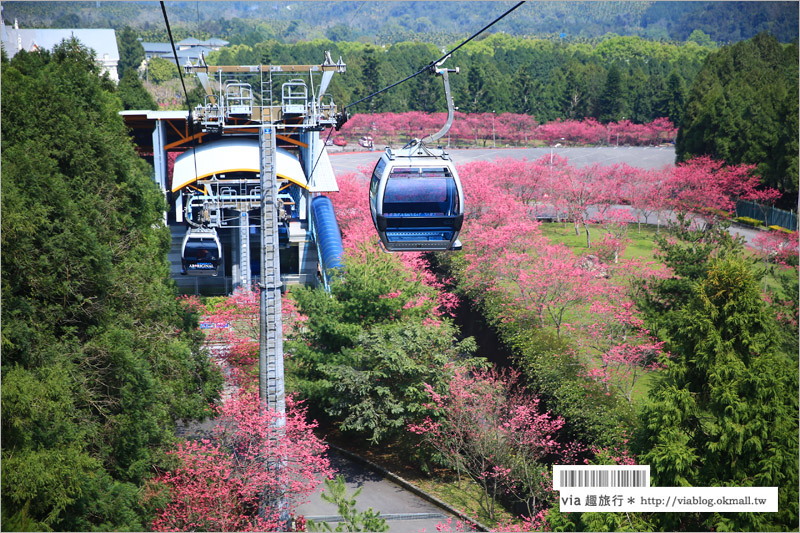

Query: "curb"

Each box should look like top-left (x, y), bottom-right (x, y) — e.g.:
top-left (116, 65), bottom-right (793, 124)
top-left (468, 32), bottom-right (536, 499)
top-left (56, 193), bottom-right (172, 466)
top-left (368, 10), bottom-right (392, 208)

top-left (327, 443), bottom-right (490, 532)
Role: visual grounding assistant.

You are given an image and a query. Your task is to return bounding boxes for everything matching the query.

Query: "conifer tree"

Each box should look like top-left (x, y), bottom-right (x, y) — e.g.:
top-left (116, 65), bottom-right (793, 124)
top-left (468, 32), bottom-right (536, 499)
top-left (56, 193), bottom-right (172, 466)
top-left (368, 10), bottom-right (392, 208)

top-left (1, 39), bottom-right (220, 530)
top-left (596, 64), bottom-right (626, 123)
top-left (635, 257), bottom-right (799, 531)
top-left (677, 33), bottom-right (799, 196)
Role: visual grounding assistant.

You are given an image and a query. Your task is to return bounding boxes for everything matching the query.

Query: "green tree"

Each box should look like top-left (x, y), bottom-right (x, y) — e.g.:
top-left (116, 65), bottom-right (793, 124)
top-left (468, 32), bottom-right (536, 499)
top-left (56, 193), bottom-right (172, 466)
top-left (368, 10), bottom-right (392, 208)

top-left (596, 64), bottom-right (626, 122)
top-left (512, 65), bottom-right (536, 115)
top-left (655, 71), bottom-right (686, 126)
top-left (1, 40), bottom-right (221, 531)
top-left (359, 45), bottom-right (381, 113)
top-left (677, 33), bottom-right (799, 196)
top-left (326, 24), bottom-right (358, 43)
top-left (116, 26), bottom-right (144, 79)
top-left (147, 56), bottom-right (178, 84)
top-left (466, 62), bottom-right (488, 114)
top-left (286, 246), bottom-right (480, 444)
top-left (322, 319), bottom-right (478, 444)
top-left (635, 257), bottom-right (799, 531)
top-left (686, 29), bottom-right (716, 49)
top-left (636, 214), bottom-right (743, 346)
top-left (117, 68), bottom-right (157, 110)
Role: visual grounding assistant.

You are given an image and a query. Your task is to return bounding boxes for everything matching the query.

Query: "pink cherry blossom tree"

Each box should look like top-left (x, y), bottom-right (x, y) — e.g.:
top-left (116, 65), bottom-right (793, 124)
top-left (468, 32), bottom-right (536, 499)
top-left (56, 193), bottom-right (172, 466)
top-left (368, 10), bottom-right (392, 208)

top-left (580, 286), bottom-right (667, 403)
top-left (588, 208), bottom-right (637, 263)
top-left (409, 367), bottom-right (582, 522)
top-left (665, 156), bottom-right (762, 223)
top-left (152, 291), bottom-right (330, 531)
top-left (147, 392), bottom-right (332, 532)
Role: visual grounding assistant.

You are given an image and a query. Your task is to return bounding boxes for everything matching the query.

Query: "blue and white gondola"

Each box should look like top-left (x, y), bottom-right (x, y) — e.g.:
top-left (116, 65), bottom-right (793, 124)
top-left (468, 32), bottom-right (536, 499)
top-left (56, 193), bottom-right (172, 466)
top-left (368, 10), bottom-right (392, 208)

top-left (369, 143), bottom-right (464, 252)
top-left (181, 228), bottom-right (222, 276)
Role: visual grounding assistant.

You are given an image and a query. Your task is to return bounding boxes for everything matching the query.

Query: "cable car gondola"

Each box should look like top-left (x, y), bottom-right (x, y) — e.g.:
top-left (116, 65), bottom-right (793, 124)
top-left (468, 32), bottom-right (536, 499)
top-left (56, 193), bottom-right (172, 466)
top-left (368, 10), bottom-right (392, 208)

top-left (369, 143), bottom-right (464, 252)
top-left (367, 59), bottom-right (464, 252)
top-left (181, 228), bottom-right (222, 276)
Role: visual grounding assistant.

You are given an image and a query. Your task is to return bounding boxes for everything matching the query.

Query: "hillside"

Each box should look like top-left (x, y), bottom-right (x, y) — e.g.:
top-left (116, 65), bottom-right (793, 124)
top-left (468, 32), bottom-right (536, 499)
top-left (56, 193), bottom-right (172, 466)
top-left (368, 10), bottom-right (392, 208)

top-left (2, 1), bottom-right (798, 45)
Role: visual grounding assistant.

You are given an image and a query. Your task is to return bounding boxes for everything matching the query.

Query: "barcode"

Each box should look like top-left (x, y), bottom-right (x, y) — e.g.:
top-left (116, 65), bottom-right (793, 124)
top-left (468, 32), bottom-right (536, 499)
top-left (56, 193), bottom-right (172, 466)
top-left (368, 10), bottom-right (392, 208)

top-left (553, 466), bottom-right (650, 489)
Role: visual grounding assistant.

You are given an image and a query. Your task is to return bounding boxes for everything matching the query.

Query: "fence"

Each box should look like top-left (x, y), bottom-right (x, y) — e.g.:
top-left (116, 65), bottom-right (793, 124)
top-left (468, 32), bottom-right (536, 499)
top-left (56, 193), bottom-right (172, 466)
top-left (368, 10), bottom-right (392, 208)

top-left (736, 200), bottom-right (797, 231)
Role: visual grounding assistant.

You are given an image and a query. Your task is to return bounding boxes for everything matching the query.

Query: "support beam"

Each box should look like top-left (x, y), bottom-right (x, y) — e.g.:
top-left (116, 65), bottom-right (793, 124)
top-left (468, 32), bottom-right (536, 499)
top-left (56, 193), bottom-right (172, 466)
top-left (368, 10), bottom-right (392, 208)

top-left (259, 126), bottom-right (284, 415)
top-left (152, 119), bottom-right (168, 192)
top-left (258, 125), bottom-right (288, 526)
top-left (238, 210), bottom-right (251, 289)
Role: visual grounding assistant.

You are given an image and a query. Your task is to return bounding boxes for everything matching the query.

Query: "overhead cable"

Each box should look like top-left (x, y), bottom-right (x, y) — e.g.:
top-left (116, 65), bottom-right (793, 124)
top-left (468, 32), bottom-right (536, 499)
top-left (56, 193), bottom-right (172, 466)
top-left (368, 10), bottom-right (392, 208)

top-left (160, 1), bottom-right (191, 106)
top-left (160, 1), bottom-right (201, 225)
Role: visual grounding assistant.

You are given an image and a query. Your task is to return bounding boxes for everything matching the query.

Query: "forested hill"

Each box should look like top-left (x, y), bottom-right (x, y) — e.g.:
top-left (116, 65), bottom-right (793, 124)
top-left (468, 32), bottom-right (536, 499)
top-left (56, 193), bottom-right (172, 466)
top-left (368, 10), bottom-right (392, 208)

top-left (3, 1), bottom-right (798, 45)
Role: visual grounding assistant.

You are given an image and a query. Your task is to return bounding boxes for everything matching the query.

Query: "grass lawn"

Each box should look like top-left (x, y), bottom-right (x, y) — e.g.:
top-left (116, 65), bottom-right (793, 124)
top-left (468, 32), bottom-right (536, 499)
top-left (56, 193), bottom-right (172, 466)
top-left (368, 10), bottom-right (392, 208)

top-left (414, 476), bottom-right (518, 529)
top-left (539, 221), bottom-right (661, 262)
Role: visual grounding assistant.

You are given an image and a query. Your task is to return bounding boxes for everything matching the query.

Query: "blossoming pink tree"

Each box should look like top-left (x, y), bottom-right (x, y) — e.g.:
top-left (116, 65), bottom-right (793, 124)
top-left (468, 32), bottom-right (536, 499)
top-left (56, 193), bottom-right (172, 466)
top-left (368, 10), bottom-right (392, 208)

top-left (665, 156), bottom-right (760, 219)
top-left (149, 293), bottom-right (330, 531)
top-left (409, 367), bottom-right (582, 522)
top-left (147, 391), bottom-right (332, 532)
top-left (580, 284), bottom-right (667, 403)
top-left (334, 113), bottom-right (675, 148)
top-left (589, 208), bottom-right (638, 263)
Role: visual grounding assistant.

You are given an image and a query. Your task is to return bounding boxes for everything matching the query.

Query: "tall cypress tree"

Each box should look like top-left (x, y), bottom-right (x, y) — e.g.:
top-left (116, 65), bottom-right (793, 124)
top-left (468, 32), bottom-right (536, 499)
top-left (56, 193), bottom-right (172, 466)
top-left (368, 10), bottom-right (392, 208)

top-left (656, 71), bottom-right (686, 127)
top-left (1, 39), bottom-right (221, 530)
top-left (677, 33), bottom-right (799, 197)
top-left (635, 257), bottom-right (799, 531)
top-left (116, 26), bottom-right (145, 79)
top-left (596, 64), bottom-right (626, 122)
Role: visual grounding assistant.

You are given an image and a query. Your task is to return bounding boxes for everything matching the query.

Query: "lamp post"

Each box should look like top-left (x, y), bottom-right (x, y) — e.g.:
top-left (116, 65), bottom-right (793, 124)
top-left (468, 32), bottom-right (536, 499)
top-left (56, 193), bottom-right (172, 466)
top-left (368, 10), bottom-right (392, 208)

top-left (550, 137), bottom-right (565, 172)
top-left (492, 110), bottom-right (496, 148)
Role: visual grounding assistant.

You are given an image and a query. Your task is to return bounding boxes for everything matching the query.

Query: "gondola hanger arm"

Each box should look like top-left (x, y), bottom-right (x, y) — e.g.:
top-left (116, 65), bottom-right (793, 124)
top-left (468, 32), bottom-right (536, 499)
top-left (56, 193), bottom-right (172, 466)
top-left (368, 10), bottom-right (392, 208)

top-left (420, 57), bottom-right (459, 145)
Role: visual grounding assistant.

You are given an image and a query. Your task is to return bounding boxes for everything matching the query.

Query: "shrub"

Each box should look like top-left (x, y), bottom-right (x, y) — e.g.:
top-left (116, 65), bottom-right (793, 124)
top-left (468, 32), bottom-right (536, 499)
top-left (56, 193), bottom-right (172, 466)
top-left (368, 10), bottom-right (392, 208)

top-left (735, 216), bottom-right (763, 227)
top-left (769, 225), bottom-right (794, 234)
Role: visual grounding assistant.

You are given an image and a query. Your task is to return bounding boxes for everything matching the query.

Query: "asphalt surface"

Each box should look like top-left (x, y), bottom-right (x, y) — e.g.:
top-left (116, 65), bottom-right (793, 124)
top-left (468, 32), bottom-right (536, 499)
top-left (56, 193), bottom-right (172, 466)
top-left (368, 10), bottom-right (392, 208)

top-left (328, 145), bottom-right (678, 175)
top-left (295, 450), bottom-right (455, 533)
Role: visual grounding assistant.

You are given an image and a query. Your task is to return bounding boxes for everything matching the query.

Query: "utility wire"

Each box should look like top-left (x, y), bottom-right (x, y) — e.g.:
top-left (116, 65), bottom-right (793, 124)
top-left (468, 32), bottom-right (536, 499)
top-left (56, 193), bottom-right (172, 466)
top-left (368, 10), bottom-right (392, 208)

top-left (160, 1), bottom-right (203, 227)
top-left (161, 1), bottom-right (191, 106)
top-left (343, 1), bottom-right (525, 113)
top-left (315, 1), bottom-right (525, 181)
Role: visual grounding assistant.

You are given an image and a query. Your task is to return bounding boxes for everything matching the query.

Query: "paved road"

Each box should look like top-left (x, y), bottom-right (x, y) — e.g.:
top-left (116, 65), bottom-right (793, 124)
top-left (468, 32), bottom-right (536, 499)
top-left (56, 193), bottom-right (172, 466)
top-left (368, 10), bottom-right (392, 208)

top-left (328, 145), bottom-right (677, 175)
top-left (295, 451), bottom-right (455, 533)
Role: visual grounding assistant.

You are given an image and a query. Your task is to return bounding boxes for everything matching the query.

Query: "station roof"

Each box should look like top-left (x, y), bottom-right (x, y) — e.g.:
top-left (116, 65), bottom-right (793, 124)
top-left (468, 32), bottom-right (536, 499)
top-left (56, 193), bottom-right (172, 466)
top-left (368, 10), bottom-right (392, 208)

top-left (172, 137), bottom-right (307, 192)
top-left (120, 110), bottom-right (193, 152)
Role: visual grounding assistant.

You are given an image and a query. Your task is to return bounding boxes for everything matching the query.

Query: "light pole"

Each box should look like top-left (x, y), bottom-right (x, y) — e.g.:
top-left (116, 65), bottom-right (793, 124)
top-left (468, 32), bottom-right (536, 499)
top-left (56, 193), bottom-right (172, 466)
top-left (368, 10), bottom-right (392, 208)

top-left (492, 110), bottom-right (496, 148)
top-left (550, 137), bottom-right (565, 171)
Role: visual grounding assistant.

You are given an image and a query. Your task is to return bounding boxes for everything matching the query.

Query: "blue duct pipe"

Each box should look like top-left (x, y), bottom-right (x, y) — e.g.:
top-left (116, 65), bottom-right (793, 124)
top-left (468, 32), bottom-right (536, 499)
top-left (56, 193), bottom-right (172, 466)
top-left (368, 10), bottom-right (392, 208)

top-left (311, 196), bottom-right (344, 279)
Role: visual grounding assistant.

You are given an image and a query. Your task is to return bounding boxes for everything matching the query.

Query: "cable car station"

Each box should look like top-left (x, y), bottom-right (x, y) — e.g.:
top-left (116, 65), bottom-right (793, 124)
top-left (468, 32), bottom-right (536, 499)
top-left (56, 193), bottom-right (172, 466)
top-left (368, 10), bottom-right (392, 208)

top-left (122, 52), bottom-right (347, 295)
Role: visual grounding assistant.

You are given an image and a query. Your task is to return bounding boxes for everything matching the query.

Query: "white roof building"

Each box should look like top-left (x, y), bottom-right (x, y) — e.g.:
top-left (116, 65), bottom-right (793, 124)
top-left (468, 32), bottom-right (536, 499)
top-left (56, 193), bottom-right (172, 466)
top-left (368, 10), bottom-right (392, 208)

top-left (1, 19), bottom-right (119, 82)
top-left (141, 37), bottom-right (228, 67)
